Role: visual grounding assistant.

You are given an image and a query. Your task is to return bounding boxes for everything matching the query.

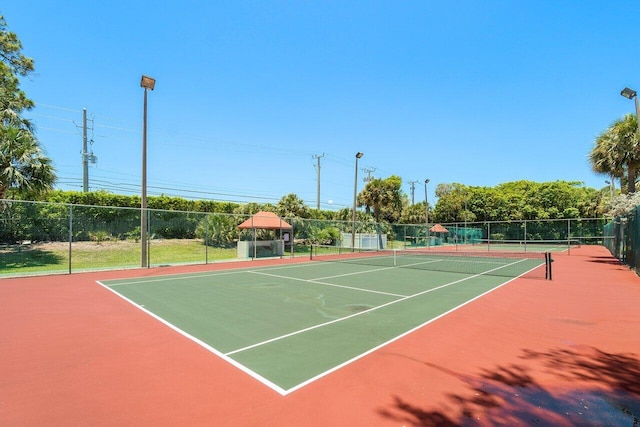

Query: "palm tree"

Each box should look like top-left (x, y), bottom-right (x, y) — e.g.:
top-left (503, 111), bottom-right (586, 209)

top-left (589, 129), bottom-right (620, 191)
top-left (0, 15), bottom-right (55, 200)
top-left (400, 201), bottom-right (428, 224)
top-left (0, 126), bottom-right (56, 199)
top-left (358, 176), bottom-right (404, 223)
top-left (614, 114), bottom-right (640, 193)
top-left (589, 114), bottom-right (639, 194)
top-left (358, 176), bottom-right (405, 249)
top-left (276, 193), bottom-right (309, 218)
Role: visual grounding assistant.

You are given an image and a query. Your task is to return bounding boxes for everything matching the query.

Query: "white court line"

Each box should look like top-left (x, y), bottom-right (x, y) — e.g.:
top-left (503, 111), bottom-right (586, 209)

top-left (96, 279), bottom-right (289, 395)
top-left (248, 269), bottom-right (409, 298)
top-left (105, 269), bottom-right (248, 287)
top-left (225, 258), bottom-right (528, 357)
top-left (400, 256), bottom-right (508, 266)
top-left (99, 256), bottom-right (538, 395)
top-left (286, 268), bottom-right (528, 394)
top-left (102, 260), bottom-right (319, 287)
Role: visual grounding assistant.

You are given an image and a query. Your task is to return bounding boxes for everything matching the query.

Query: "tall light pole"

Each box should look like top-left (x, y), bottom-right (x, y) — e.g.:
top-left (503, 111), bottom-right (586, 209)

top-left (424, 178), bottom-right (430, 247)
top-left (352, 152), bottom-right (363, 249)
top-left (621, 86), bottom-right (640, 142)
top-left (140, 75), bottom-right (156, 268)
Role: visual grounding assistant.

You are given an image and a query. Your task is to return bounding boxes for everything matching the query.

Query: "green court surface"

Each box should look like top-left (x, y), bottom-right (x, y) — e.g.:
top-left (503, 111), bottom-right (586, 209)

top-left (100, 254), bottom-right (547, 394)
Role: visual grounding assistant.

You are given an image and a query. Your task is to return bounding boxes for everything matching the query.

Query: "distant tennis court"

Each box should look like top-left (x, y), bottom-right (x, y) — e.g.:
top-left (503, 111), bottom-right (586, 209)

top-left (465, 238), bottom-right (581, 253)
top-left (99, 248), bottom-right (550, 394)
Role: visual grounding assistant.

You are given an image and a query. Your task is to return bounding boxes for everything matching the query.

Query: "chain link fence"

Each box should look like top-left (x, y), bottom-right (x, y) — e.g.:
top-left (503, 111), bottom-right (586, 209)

top-left (0, 199), bottom-right (609, 277)
top-left (603, 206), bottom-right (638, 270)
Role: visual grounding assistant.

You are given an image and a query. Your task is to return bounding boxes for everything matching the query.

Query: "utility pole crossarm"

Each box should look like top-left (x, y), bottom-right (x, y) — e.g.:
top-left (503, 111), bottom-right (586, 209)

top-left (362, 167), bottom-right (377, 183)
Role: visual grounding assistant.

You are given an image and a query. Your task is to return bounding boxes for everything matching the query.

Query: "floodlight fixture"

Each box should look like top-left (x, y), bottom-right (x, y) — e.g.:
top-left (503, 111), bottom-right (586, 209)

top-left (621, 87), bottom-right (640, 135)
top-left (621, 87), bottom-right (637, 99)
top-left (141, 75), bottom-right (156, 90)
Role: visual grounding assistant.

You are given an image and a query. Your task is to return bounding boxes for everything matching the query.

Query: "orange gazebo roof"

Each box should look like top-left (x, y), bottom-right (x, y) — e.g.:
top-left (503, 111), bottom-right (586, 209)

top-left (237, 211), bottom-right (292, 230)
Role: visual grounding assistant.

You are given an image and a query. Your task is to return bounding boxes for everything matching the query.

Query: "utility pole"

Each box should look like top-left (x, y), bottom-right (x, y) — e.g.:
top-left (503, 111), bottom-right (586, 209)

top-left (362, 167), bottom-right (377, 183)
top-left (77, 108), bottom-right (95, 192)
top-left (82, 108), bottom-right (88, 192)
top-left (313, 153), bottom-right (325, 210)
top-left (408, 180), bottom-right (419, 204)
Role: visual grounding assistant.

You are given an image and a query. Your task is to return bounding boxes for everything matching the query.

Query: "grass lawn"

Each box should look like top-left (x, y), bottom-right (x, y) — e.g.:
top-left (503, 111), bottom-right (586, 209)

top-left (0, 239), bottom-right (237, 276)
top-left (0, 238), bottom-right (407, 277)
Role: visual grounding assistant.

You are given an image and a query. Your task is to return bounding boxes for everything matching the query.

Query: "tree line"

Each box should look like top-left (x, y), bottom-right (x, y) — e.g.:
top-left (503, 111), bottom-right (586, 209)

top-left (16, 178), bottom-right (607, 225)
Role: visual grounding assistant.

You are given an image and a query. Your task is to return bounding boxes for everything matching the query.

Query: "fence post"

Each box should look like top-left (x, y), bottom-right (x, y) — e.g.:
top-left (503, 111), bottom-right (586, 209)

top-left (68, 204), bottom-right (73, 274)
top-left (205, 213), bottom-right (209, 264)
top-left (567, 219), bottom-right (571, 255)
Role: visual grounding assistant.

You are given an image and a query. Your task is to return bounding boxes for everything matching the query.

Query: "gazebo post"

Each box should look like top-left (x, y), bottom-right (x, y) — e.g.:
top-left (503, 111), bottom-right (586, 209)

top-left (253, 219), bottom-right (257, 259)
top-left (279, 218), bottom-right (283, 258)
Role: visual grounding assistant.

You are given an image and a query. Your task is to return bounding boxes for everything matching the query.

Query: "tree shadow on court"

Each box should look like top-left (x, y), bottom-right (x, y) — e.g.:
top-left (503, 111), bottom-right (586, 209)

top-left (585, 255), bottom-right (627, 267)
top-left (378, 346), bottom-right (640, 426)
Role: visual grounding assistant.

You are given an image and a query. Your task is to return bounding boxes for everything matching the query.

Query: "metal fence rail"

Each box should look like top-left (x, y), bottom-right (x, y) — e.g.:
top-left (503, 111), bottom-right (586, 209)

top-left (0, 199), bottom-right (609, 277)
top-left (604, 207), bottom-right (637, 270)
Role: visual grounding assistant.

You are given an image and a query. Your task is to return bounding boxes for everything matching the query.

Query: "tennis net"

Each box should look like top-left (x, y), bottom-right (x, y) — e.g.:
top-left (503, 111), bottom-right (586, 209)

top-left (310, 245), bottom-right (552, 280)
top-left (469, 238), bottom-right (580, 252)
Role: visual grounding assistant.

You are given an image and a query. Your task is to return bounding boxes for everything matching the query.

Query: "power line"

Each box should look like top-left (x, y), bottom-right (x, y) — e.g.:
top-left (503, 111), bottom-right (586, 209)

top-left (29, 103), bottom-right (370, 167)
top-left (30, 103), bottom-right (391, 208)
top-left (56, 175), bottom-right (352, 209)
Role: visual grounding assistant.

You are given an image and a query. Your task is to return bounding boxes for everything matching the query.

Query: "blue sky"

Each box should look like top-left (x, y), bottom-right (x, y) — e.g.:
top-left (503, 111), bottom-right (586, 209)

top-left (3, 1), bottom-right (640, 209)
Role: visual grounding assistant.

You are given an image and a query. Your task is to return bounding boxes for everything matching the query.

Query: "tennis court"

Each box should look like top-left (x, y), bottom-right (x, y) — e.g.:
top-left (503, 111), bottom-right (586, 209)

top-left (3, 244), bottom-right (640, 426)
top-left (100, 248), bottom-right (550, 394)
top-left (464, 238), bottom-right (581, 253)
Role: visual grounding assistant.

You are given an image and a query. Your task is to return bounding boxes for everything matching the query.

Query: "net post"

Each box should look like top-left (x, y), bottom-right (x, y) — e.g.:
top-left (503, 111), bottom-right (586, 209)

top-left (310, 244), bottom-right (313, 261)
top-left (545, 252), bottom-right (553, 280)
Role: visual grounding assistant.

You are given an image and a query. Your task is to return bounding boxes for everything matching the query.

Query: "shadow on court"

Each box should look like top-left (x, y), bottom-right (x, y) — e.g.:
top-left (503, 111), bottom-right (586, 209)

top-left (378, 345), bottom-right (640, 426)
top-left (586, 255), bottom-right (628, 267)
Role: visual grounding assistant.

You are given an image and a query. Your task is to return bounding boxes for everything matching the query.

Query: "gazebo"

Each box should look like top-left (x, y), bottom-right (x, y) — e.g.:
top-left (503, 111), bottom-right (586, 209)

top-left (237, 211), bottom-right (293, 258)
top-left (429, 223), bottom-right (449, 234)
top-left (429, 223), bottom-right (449, 245)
